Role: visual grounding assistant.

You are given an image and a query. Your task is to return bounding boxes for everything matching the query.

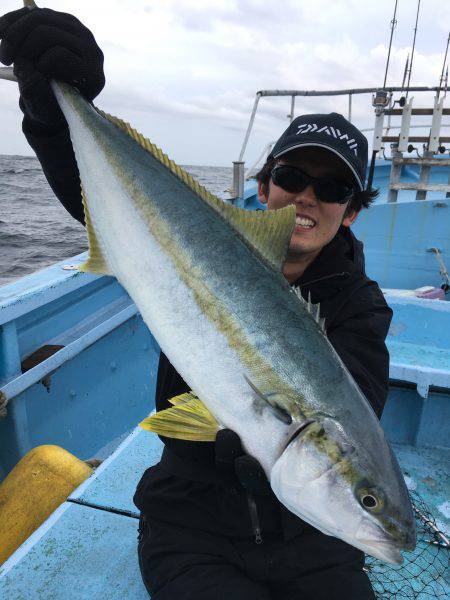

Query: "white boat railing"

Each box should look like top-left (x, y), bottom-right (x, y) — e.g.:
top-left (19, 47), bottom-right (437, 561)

top-left (232, 86), bottom-right (449, 199)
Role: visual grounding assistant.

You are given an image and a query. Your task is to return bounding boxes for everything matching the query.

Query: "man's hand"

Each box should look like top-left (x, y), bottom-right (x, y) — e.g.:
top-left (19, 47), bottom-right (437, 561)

top-left (215, 429), bottom-right (271, 495)
top-left (0, 7), bottom-right (105, 134)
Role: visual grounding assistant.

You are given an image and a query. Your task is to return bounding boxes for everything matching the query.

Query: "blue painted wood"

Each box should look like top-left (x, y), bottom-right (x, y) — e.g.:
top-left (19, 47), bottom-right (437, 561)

top-left (0, 322), bottom-right (20, 383)
top-left (392, 443), bottom-right (450, 538)
top-left (0, 503), bottom-right (149, 599)
top-left (15, 277), bottom-right (133, 362)
top-left (381, 388), bottom-right (423, 446)
top-left (0, 315), bottom-right (160, 480)
top-left (69, 428), bottom-right (163, 516)
top-left (353, 199), bottom-right (450, 290)
top-left (386, 295), bottom-right (450, 398)
top-left (0, 252), bottom-right (96, 325)
top-left (386, 296), bottom-right (450, 347)
top-left (417, 391), bottom-right (450, 449)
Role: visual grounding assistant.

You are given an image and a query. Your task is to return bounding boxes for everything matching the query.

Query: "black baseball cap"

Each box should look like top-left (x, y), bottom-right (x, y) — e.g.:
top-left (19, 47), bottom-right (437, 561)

top-left (269, 113), bottom-right (368, 191)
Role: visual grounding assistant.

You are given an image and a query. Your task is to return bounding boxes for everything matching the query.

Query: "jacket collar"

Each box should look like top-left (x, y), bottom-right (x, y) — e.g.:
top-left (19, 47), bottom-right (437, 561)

top-left (292, 227), bottom-right (366, 303)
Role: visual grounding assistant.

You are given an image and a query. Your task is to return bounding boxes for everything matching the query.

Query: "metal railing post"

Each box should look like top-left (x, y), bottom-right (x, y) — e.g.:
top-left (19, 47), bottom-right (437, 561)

top-left (238, 93), bottom-right (261, 162)
top-left (232, 161), bottom-right (245, 199)
top-left (348, 93), bottom-right (352, 122)
top-left (428, 95), bottom-right (445, 153)
top-left (388, 144), bottom-right (402, 203)
top-left (398, 97), bottom-right (414, 152)
top-left (290, 95), bottom-right (296, 123)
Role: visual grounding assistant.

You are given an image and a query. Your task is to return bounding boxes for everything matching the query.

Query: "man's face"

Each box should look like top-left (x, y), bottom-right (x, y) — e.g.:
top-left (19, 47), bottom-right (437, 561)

top-left (259, 148), bottom-right (359, 260)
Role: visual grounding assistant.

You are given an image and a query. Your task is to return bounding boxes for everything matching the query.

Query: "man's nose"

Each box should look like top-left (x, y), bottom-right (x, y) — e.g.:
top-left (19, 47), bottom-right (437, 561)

top-left (292, 184), bottom-right (318, 205)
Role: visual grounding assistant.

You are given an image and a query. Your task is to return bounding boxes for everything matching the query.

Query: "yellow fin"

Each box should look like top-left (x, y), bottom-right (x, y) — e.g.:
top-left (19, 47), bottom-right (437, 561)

top-left (168, 392), bottom-right (197, 406)
top-left (98, 109), bottom-right (295, 271)
top-left (140, 393), bottom-right (219, 441)
top-left (78, 187), bottom-right (112, 275)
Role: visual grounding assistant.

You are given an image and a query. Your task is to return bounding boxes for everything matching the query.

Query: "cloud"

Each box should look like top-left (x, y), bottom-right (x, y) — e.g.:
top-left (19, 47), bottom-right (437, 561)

top-left (0, 0), bottom-right (449, 165)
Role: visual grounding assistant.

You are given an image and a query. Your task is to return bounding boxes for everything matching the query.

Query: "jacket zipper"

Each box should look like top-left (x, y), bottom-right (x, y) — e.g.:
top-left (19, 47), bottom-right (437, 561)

top-left (246, 493), bottom-right (263, 544)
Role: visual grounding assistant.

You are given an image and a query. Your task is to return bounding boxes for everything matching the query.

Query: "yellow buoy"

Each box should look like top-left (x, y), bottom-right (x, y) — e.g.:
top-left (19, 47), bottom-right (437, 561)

top-left (0, 445), bottom-right (92, 565)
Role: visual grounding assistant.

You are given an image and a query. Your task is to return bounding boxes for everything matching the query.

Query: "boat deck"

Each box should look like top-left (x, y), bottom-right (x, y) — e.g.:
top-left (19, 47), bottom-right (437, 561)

top-left (0, 428), bottom-right (448, 599)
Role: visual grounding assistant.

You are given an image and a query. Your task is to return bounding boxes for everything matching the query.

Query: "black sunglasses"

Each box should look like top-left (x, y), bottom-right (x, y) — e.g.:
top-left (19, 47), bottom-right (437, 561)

top-left (271, 165), bottom-right (355, 205)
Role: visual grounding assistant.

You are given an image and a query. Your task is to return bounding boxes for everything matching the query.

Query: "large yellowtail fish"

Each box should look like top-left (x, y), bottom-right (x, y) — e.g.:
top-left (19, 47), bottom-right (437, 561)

top-left (0, 0), bottom-right (416, 564)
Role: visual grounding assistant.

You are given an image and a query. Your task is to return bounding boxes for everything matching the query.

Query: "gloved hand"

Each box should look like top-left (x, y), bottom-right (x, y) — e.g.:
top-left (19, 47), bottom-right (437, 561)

top-left (215, 429), bottom-right (271, 495)
top-left (0, 6), bottom-right (105, 135)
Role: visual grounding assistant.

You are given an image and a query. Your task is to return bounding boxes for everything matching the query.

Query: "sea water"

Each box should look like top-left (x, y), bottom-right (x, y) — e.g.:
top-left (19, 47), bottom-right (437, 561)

top-left (0, 154), bottom-right (232, 286)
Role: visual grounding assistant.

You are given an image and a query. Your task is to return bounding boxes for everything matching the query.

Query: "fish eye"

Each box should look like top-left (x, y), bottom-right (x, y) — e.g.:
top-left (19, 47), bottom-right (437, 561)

top-left (356, 485), bottom-right (384, 512)
top-left (361, 494), bottom-right (378, 509)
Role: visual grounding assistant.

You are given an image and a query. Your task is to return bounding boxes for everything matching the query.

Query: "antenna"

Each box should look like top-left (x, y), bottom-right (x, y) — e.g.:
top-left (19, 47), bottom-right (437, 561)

top-left (405, 0), bottom-right (421, 99)
top-left (382, 0), bottom-right (399, 89)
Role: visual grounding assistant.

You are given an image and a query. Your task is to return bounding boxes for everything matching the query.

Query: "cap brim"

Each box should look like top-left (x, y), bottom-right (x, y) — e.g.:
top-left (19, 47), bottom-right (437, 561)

top-left (272, 142), bottom-right (364, 191)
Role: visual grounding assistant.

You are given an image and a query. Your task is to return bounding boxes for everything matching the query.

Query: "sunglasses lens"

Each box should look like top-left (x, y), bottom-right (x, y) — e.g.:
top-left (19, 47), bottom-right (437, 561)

top-left (317, 180), bottom-right (354, 204)
top-left (272, 166), bottom-right (354, 204)
top-left (271, 166), bottom-right (309, 193)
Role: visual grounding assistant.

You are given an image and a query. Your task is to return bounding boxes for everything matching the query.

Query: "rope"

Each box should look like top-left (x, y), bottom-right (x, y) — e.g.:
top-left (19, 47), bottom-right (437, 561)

top-left (429, 247), bottom-right (450, 291)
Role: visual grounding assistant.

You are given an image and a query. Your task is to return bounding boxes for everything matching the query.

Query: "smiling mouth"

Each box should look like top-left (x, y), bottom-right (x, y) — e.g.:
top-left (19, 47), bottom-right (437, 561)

top-left (295, 216), bottom-right (316, 229)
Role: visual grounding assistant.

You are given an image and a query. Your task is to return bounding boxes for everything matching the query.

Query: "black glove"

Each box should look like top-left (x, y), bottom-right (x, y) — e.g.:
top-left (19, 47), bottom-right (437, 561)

top-left (215, 429), bottom-right (271, 495)
top-left (0, 7), bottom-right (105, 135)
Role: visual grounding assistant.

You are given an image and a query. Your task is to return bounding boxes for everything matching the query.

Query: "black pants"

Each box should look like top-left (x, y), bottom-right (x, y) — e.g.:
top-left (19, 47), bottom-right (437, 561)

top-left (137, 515), bottom-right (376, 600)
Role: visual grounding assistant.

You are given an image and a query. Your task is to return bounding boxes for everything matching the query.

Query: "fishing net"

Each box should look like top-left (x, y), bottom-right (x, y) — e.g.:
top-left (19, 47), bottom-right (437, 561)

top-left (365, 490), bottom-right (449, 599)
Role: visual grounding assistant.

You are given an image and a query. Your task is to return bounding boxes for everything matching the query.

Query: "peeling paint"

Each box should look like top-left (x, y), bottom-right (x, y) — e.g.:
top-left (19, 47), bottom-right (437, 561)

top-left (41, 375), bottom-right (52, 393)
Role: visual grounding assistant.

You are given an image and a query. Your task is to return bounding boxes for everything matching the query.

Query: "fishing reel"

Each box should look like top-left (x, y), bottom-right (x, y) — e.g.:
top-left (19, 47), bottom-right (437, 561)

top-left (372, 90), bottom-right (391, 109)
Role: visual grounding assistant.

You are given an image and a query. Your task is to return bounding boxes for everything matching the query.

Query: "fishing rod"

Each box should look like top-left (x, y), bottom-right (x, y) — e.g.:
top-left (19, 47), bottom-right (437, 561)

top-left (382, 0), bottom-right (399, 89)
top-left (405, 0), bottom-right (421, 99)
top-left (367, 0), bottom-right (399, 191)
top-left (437, 32), bottom-right (449, 98)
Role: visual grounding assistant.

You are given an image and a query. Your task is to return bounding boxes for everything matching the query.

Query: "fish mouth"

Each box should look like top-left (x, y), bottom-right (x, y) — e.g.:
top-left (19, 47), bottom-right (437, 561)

top-left (355, 519), bottom-right (413, 564)
top-left (357, 538), bottom-right (404, 565)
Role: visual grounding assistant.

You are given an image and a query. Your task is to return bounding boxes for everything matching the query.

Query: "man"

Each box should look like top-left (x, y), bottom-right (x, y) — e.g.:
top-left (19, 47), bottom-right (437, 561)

top-left (0, 7), bottom-right (392, 599)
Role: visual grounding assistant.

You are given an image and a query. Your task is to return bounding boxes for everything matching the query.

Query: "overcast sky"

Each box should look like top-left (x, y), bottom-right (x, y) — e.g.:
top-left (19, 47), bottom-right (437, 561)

top-left (1, 0), bottom-right (449, 166)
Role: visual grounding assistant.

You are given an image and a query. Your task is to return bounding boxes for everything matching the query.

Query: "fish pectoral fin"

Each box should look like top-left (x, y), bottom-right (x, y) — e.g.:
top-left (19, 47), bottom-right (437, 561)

top-left (244, 375), bottom-right (293, 425)
top-left (78, 187), bottom-right (112, 275)
top-left (140, 393), bottom-right (219, 441)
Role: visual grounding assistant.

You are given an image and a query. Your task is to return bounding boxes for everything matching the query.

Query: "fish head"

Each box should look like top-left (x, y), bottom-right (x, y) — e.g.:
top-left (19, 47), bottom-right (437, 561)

top-left (270, 417), bottom-right (416, 564)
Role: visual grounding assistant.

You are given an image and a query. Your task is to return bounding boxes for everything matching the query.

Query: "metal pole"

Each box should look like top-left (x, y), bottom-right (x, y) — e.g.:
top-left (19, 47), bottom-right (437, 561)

top-left (256, 86), bottom-right (445, 98)
top-left (232, 161), bottom-right (245, 199)
top-left (290, 95), bottom-right (296, 123)
top-left (406, 0), bottom-right (421, 99)
top-left (238, 93), bottom-right (261, 162)
top-left (348, 93), bottom-right (352, 122)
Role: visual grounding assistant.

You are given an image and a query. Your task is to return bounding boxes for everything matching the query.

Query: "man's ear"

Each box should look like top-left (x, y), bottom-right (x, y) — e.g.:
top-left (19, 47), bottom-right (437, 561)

top-left (342, 208), bottom-right (360, 228)
top-left (258, 180), bottom-right (268, 204)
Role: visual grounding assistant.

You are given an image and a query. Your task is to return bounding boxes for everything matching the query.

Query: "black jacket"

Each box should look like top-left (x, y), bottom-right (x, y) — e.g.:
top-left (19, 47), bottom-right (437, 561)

top-left (25, 123), bottom-right (393, 540)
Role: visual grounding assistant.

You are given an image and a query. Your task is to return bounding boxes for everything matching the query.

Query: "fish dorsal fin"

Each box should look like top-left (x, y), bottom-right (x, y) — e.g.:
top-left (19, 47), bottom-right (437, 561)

top-left (99, 110), bottom-right (295, 271)
top-left (78, 187), bottom-right (112, 275)
top-left (140, 392), bottom-right (219, 441)
top-left (292, 287), bottom-right (326, 332)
